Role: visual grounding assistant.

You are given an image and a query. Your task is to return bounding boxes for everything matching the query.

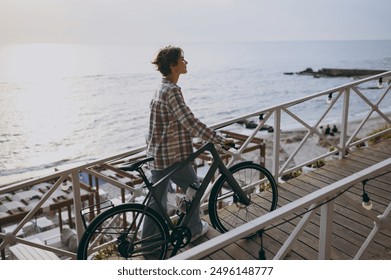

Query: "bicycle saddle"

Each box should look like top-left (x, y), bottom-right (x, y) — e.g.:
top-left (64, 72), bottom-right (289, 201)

top-left (119, 157), bottom-right (154, 172)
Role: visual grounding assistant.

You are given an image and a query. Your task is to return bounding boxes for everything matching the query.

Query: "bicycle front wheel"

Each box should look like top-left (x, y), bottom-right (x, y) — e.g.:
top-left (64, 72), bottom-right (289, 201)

top-left (77, 203), bottom-right (169, 260)
top-left (208, 162), bottom-right (278, 235)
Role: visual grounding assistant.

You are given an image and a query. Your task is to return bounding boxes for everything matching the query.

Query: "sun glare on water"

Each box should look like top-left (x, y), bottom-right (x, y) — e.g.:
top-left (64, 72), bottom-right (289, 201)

top-left (1, 44), bottom-right (95, 169)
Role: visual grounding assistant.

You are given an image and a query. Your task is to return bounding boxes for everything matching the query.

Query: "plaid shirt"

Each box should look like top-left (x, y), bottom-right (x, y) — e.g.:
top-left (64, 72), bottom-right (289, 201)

top-left (146, 78), bottom-right (224, 170)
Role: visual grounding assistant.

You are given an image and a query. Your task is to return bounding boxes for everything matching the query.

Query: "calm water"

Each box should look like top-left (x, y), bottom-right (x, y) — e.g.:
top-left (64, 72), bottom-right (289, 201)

top-left (1, 40), bottom-right (391, 185)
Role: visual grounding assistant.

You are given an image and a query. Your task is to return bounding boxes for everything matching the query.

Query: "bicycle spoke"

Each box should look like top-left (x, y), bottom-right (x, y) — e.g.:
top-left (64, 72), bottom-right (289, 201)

top-left (209, 162), bottom-right (278, 236)
top-left (78, 204), bottom-right (169, 260)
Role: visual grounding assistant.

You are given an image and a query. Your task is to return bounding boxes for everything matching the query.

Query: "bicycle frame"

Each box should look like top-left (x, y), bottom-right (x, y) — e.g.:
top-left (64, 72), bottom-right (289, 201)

top-left (139, 142), bottom-right (251, 232)
top-left (79, 142), bottom-right (274, 259)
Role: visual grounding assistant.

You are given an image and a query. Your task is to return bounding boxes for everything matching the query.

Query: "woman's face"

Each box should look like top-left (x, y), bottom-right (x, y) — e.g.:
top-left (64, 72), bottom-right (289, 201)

top-left (171, 55), bottom-right (188, 75)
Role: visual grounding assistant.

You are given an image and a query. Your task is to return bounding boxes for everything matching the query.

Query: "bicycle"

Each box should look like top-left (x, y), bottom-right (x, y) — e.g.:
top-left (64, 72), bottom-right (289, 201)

top-left (77, 142), bottom-right (278, 260)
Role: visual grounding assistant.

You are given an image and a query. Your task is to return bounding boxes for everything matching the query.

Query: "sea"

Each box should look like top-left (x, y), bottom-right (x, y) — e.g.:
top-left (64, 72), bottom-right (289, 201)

top-left (1, 40), bottom-right (391, 186)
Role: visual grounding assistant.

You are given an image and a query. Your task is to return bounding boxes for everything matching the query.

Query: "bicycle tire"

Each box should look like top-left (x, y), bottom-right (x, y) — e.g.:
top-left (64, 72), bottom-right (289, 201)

top-left (77, 203), bottom-right (169, 260)
top-left (208, 162), bottom-right (278, 235)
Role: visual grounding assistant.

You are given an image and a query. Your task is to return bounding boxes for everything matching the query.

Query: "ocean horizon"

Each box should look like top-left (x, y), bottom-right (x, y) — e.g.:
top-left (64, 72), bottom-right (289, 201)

top-left (1, 40), bottom-right (391, 185)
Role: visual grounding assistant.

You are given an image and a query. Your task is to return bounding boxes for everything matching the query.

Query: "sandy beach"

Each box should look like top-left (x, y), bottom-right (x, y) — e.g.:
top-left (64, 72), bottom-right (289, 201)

top-left (260, 114), bottom-right (391, 170)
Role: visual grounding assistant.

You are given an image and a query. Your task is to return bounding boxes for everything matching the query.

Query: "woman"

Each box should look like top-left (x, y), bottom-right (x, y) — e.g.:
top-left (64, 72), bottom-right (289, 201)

top-left (145, 45), bottom-right (232, 241)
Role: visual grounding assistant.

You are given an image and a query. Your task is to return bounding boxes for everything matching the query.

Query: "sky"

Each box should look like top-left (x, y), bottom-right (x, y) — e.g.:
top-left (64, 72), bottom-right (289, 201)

top-left (0, 0), bottom-right (390, 45)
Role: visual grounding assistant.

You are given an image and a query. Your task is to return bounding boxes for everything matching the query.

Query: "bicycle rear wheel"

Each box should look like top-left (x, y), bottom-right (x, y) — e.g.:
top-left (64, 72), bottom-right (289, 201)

top-left (77, 203), bottom-right (169, 260)
top-left (208, 162), bottom-right (278, 235)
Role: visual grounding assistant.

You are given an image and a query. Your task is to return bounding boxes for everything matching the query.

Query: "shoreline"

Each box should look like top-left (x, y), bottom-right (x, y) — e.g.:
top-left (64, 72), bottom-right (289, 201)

top-left (261, 113), bottom-right (390, 169)
top-left (1, 114), bottom-right (390, 188)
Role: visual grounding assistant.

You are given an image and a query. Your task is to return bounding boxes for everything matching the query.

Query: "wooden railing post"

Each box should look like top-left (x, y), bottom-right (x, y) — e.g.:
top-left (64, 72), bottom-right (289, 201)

top-left (340, 87), bottom-right (350, 159)
top-left (71, 170), bottom-right (84, 241)
top-left (272, 108), bottom-right (281, 179)
top-left (318, 199), bottom-right (334, 259)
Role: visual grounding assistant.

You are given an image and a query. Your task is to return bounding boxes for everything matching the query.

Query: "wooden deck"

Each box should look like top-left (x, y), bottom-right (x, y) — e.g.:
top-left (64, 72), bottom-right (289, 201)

top-left (193, 139), bottom-right (391, 260)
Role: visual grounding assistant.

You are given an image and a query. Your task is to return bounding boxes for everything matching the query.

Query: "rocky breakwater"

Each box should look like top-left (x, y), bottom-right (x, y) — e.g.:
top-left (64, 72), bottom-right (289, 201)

top-left (285, 67), bottom-right (388, 78)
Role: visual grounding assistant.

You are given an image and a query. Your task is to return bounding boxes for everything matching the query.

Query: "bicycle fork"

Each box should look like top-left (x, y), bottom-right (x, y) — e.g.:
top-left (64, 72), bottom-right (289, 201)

top-left (211, 147), bottom-right (252, 206)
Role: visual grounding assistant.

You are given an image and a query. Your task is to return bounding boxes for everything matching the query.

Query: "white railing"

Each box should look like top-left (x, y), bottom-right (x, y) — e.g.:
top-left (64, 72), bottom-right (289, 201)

top-left (170, 157), bottom-right (391, 260)
top-left (1, 71), bottom-right (390, 259)
top-left (211, 71), bottom-right (391, 180)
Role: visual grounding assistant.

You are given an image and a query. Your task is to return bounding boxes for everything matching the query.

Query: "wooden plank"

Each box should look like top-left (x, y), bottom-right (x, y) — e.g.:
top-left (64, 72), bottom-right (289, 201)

top-left (282, 149), bottom-right (390, 259)
top-left (9, 239), bottom-right (60, 260)
top-left (190, 139), bottom-right (391, 260)
top-left (298, 174), bottom-right (391, 233)
top-left (273, 189), bottom-right (360, 260)
top-left (364, 141), bottom-right (391, 155)
top-left (260, 225), bottom-right (308, 259)
top-left (318, 165), bottom-right (391, 210)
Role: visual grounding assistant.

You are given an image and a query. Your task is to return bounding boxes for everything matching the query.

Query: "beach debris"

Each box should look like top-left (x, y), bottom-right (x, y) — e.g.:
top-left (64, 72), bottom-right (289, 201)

top-left (319, 124), bottom-right (339, 137)
top-left (366, 124), bottom-right (391, 145)
top-left (280, 170), bottom-right (302, 181)
top-left (317, 124), bottom-right (343, 150)
top-left (284, 135), bottom-right (304, 143)
top-left (237, 119), bottom-right (274, 132)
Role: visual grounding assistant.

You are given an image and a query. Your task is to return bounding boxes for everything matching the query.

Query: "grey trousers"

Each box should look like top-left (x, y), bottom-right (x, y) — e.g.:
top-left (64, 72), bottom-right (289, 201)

top-left (142, 163), bottom-right (203, 241)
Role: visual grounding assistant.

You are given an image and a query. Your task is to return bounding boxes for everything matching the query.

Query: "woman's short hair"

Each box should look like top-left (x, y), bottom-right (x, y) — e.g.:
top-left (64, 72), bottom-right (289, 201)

top-left (152, 46), bottom-right (183, 76)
